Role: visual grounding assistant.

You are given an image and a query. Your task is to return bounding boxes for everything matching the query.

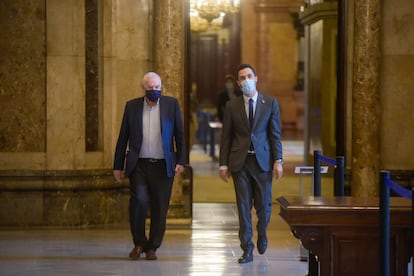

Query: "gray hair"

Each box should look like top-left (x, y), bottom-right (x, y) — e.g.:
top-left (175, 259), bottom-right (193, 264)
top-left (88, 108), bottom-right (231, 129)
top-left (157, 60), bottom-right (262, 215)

top-left (142, 72), bottom-right (162, 86)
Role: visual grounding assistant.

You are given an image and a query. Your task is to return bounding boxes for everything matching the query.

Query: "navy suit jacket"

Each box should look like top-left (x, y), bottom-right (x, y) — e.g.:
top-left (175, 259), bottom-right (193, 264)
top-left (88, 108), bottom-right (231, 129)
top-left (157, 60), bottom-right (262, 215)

top-left (219, 92), bottom-right (282, 172)
top-left (113, 96), bottom-right (186, 178)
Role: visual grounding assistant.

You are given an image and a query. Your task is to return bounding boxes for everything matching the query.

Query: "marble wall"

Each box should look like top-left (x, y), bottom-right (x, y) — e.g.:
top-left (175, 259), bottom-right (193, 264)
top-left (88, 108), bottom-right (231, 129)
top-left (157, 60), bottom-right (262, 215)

top-left (380, 0), bottom-right (414, 170)
top-left (0, 0), bottom-right (190, 228)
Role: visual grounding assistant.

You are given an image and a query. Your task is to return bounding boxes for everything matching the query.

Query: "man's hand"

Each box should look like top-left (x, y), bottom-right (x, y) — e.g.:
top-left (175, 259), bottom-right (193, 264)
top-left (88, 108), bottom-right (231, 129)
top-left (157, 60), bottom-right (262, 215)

top-left (219, 168), bottom-right (230, 182)
top-left (113, 170), bottom-right (125, 183)
top-left (175, 164), bottom-right (184, 174)
top-left (273, 163), bottom-right (283, 180)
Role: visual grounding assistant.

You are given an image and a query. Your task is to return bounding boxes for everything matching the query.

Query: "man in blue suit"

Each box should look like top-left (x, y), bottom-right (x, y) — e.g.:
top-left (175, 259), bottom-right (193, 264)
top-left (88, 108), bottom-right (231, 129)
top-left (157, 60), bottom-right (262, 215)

top-left (113, 72), bottom-right (186, 261)
top-left (219, 64), bottom-right (283, 264)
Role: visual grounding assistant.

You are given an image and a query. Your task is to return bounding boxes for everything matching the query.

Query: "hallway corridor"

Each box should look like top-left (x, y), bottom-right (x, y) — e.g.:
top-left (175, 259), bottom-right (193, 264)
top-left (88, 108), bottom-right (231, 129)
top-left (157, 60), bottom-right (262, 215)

top-left (0, 140), bottom-right (311, 275)
top-left (0, 202), bottom-right (307, 276)
top-left (1, 139), bottom-right (412, 275)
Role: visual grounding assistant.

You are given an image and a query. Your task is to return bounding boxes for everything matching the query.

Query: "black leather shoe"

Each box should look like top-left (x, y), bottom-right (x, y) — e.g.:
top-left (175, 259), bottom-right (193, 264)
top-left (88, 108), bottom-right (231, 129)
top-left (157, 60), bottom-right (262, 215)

top-left (129, 246), bottom-right (144, 260)
top-left (145, 249), bottom-right (157, 260)
top-left (238, 251), bottom-right (253, 264)
top-left (257, 236), bottom-right (268, 255)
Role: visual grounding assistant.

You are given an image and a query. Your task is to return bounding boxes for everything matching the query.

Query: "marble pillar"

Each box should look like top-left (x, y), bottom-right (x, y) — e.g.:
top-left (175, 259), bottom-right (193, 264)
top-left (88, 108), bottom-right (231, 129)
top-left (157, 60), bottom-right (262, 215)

top-left (153, 0), bottom-right (185, 104)
top-left (152, 0), bottom-right (187, 210)
top-left (351, 0), bottom-right (381, 196)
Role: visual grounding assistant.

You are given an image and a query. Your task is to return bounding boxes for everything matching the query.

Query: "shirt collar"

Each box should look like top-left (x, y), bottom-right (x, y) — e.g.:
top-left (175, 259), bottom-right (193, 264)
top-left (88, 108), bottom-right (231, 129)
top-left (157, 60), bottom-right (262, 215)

top-left (243, 92), bottom-right (258, 104)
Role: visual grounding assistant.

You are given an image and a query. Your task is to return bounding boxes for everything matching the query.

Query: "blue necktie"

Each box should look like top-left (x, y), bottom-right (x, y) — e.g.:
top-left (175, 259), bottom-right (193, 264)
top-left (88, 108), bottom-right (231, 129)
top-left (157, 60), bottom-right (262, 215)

top-left (249, 99), bottom-right (254, 152)
top-left (249, 98), bottom-right (254, 129)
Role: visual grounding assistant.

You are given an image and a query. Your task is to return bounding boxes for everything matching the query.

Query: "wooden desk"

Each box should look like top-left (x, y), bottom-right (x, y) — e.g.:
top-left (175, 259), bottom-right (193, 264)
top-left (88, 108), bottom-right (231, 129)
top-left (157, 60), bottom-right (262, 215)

top-left (277, 196), bottom-right (413, 276)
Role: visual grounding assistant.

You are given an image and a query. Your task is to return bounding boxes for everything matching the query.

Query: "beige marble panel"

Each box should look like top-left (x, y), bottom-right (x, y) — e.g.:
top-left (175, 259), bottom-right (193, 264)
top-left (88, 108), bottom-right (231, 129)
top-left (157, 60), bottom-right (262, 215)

top-left (73, 56), bottom-right (87, 168)
top-left (382, 0), bottom-right (414, 55)
top-left (380, 55), bottom-right (414, 169)
top-left (114, 0), bottom-right (149, 60)
top-left (47, 56), bottom-right (76, 169)
top-left (102, 57), bottom-right (116, 167)
top-left (268, 23), bottom-right (297, 83)
top-left (241, 0), bottom-right (258, 66)
top-left (83, 152), bottom-right (105, 168)
top-left (73, 0), bottom-right (85, 56)
top-left (114, 59), bottom-right (143, 103)
top-left (47, 0), bottom-right (75, 56)
top-left (47, 0), bottom-right (88, 170)
top-left (102, 0), bottom-right (113, 57)
top-left (107, 0), bottom-right (150, 163)
top-left (102, 0), bottom-right (117, 169)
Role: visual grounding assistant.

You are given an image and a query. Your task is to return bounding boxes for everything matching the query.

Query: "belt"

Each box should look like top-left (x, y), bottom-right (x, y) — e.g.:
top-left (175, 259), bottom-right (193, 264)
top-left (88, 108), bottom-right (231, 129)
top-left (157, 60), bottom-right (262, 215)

top-left (247, 151), bottom-right (255, 155)
top-left (139, 158), bottom-right (164, 163)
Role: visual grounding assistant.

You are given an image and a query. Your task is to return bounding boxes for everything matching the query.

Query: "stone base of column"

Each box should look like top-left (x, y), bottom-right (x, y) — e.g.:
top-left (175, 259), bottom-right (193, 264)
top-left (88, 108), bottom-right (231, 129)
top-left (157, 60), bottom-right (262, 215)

top-left (0, 170), bottom-right (191, 228)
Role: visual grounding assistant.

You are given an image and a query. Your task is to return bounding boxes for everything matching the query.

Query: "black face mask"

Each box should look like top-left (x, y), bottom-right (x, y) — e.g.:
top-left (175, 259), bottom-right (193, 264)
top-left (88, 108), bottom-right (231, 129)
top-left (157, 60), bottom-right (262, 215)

top-left (145, 90), bottom-right (161, 102)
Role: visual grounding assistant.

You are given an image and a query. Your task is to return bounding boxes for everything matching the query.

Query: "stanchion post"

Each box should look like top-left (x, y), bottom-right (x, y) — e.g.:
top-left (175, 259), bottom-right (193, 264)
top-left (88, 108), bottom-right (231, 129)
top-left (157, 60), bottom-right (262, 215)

top-left (412, 188), bottom-right (414, 275)
top-left (334, 156), bottom-right (345, 196)
top-left (380, 170), bottom-right (390, 276)
top-left (308, 150), bottom-right (322, 276)
top-left (313, 150), bottom-right (321, 196)
top-left (209, 122), bottom-right (215, 160)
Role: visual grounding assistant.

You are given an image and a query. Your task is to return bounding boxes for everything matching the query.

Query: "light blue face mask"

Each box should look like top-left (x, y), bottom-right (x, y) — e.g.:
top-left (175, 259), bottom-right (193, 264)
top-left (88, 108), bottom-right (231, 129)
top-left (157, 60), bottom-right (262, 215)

top-left (240, 79), bottom-right (256, 95)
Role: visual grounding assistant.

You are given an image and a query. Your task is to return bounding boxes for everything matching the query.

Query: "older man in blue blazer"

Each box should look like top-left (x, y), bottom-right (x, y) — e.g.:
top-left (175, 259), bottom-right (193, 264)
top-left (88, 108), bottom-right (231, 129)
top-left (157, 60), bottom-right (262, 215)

top-left (219, 64), bottom-right (283, 264)
top-left (113, 72), bottom-right (186, 261)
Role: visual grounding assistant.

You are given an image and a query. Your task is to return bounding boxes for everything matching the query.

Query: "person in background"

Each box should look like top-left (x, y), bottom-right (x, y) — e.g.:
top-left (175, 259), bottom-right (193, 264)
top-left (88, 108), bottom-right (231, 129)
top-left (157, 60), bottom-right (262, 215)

top-left (113, 72), bottom-right (186, 261)
top-left (219, 64), bottom-right (283, 264)
top-left (216, 74), bottom-right (242, 122)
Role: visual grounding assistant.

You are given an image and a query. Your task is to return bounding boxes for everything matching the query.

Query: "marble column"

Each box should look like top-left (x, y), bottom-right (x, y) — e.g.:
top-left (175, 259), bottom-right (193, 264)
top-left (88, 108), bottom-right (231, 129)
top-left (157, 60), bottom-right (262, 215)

top-left (153, 0), bottom-right (185, 104)
top-left (153, 0), bottom-right (187, 209)
top-left (351, 0), bottom-right (381, 196)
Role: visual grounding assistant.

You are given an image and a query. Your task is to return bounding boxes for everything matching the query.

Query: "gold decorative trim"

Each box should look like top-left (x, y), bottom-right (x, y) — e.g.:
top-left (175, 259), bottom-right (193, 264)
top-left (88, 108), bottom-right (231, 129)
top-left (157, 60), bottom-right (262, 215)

top-left (254, 2), bottom-right (301, 14)
top-left (299, 2), bottom-right (338, 25)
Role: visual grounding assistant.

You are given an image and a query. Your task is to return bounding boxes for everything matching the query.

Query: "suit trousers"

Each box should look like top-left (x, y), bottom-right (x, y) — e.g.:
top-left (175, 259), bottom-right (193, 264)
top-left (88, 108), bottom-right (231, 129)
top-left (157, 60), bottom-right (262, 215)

top-left (128, 158), bottom-right (174, 250)
top-left (231, 154), bottom-right (273, 252)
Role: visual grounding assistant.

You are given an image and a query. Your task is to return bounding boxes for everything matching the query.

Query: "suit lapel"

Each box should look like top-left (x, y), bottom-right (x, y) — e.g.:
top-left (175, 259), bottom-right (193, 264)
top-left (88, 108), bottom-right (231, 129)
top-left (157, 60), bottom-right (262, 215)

top-left (251, 93), bottom-right (263, 130)
top-left (137, 98), bottom-right (144, 132)
top-left (237, 97), bottom-right (250, 130)
top-left (159, 97), bottom-right (165, 134)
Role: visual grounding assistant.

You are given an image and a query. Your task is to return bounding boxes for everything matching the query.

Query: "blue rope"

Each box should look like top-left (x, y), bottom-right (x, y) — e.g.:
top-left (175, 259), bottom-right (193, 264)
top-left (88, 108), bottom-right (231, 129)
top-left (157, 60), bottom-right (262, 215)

top-left (384, 178), bottom-right (412, 199)
top-left (318, 153), bottom-right (336, 166)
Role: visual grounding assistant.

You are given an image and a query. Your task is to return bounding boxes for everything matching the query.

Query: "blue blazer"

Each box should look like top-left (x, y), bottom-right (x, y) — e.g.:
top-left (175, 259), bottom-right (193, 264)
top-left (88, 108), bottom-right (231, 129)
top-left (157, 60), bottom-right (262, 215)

top-left (219, 93), bottom-right (282, 172)
top-left (113, 96), bottom-right (186, 178)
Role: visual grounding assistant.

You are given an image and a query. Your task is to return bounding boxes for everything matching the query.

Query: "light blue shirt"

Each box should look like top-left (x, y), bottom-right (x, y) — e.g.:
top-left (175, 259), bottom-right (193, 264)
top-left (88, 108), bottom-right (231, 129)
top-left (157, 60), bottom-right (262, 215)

top-left (139, 99), bottom-right (165, 159)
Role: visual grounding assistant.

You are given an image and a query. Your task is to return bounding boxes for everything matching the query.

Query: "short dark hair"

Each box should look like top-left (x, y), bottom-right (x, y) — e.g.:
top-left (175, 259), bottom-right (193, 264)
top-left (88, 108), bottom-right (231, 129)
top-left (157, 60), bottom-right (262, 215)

top-left (224, 74), bottom-right (235, 81)
top-left (236, 64), bottom-right (257, 78)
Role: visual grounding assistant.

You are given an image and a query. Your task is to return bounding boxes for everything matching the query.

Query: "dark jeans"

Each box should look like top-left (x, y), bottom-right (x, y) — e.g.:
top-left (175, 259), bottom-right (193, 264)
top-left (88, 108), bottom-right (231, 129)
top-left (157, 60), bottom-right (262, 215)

top-left (128, 159), bottom-right (174, 250)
